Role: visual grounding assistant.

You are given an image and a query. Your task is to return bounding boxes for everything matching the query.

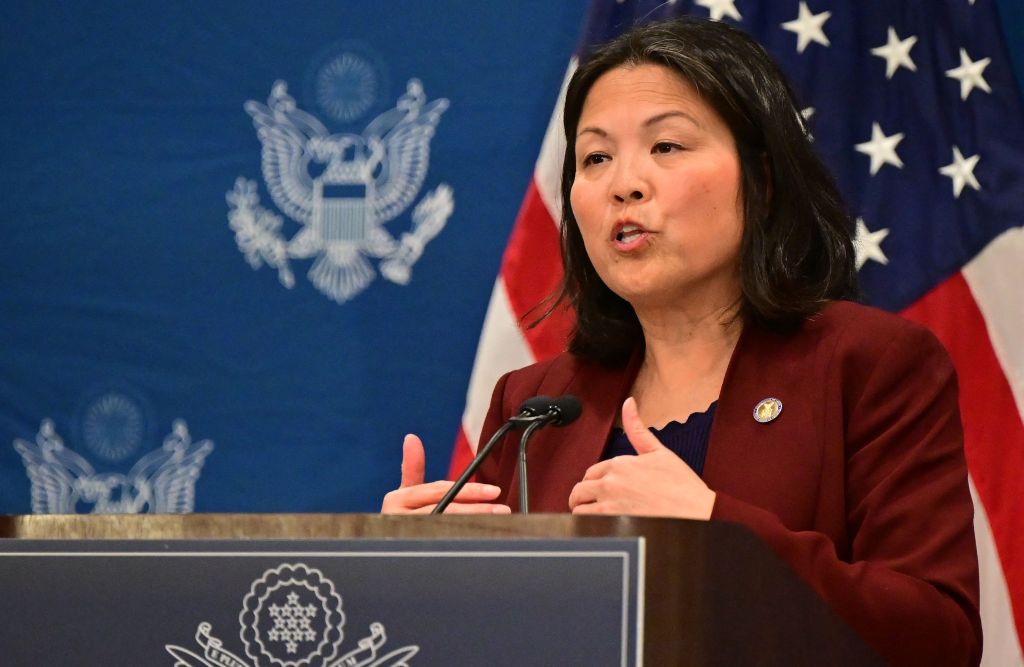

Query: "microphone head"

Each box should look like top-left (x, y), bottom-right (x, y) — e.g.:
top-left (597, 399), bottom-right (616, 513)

top-left (549, 395), bottom-right (582, 426)
top-left (518, 395), bottom-right (553, 416)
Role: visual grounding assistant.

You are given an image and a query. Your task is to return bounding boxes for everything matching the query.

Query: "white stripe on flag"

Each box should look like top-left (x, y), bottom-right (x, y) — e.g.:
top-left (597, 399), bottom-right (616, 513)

top-left (963, 226), bottom-right (1024, 418)
top-left (461, 278), bottom-right (535, 451)
top-left (534, 60), bottom-right (577, 224)
top-left (972, 478), bottom-right (1024, 667)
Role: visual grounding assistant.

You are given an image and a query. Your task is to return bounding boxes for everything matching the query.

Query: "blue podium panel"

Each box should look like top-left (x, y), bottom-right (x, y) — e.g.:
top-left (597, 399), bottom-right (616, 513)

top-left (0, 537), bottom-right (643, 666)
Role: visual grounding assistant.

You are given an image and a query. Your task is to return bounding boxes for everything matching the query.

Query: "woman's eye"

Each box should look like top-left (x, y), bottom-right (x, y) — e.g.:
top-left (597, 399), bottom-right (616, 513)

top-left (582, 153), bottom-right (609, 167)
top-left (653, 142), bottom-right (682, 154)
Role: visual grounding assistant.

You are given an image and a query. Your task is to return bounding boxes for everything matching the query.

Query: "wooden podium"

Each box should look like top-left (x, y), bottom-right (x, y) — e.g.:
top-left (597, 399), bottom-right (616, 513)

top-left (0, 514), bottom-right (882, 666)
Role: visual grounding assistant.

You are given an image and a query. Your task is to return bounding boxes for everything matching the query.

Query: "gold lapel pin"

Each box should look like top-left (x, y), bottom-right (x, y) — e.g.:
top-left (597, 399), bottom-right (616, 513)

top-left (753, 397), bottom-right (782, 423)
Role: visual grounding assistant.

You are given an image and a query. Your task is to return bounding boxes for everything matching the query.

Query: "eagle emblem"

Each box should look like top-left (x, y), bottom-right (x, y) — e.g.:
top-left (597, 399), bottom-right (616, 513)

top-left (13, 419), bottom-right (213, 514)
top-left (228, 77), bottom-right (454, 304)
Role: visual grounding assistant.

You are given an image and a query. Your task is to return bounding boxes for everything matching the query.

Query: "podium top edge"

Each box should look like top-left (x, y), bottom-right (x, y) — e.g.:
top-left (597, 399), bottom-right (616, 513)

top-left (0, 513), bottom-right (721, 541)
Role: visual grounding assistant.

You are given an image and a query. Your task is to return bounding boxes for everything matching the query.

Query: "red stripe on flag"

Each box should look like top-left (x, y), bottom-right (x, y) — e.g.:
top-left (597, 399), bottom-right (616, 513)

top-left (901, 272), bottom-right (1024, 645)
top-left (447, 427), bottom-right (476, 481)
top-left (501, 179), bottom-right (573, 360)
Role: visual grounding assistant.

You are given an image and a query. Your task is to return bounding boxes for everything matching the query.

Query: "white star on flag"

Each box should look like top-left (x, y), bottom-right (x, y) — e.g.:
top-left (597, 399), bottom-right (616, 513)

top-left (945, 48), bottom-right (992, 100)
top-left (871, 27), bottom-right (918, 79)
top-left (855, 122), bottom-right (905, 175)
top-left (939, 146), bottom-right (982, 197)
top-left (696, 0), bottom-right (741, 22)
top-left (853, 217), bottom-right (890, 270)
top-left (781, 1), bottom-right (832, 53)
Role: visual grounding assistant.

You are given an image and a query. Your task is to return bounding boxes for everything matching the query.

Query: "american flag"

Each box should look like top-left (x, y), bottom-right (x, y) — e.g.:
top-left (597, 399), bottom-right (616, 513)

top-left (450, 1), bottom-right (1024, 662)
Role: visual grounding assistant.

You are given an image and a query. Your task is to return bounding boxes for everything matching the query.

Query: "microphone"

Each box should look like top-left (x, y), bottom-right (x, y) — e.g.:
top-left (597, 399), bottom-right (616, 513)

top-left (432, 395), bottom-right (566, 515)
top-left (518, 395), bottom-right (581, 514)
top-left (508, 395), bottom-right (556, 425)
top-left (547, 395), bottom-right (582, 426)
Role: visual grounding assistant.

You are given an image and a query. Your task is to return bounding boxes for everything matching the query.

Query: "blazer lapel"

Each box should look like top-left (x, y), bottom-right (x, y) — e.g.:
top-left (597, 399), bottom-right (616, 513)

top-left (520, 353), bottom-right (641, 512)
top-left (703, 318), bottom-right (820, 517)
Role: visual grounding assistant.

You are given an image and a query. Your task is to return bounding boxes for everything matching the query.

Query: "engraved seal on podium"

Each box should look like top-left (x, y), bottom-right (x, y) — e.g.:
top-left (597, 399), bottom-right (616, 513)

top-left (165, 561), bottom-right (419, 667)
top-left (240, 563), bottom-right (345, 666)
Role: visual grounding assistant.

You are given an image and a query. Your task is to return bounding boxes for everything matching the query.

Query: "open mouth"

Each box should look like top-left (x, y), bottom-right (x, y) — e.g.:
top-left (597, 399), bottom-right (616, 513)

top-left (612, 221), bottom-right (651, 249)
top-left (615, 223), bottom-right (645, 243)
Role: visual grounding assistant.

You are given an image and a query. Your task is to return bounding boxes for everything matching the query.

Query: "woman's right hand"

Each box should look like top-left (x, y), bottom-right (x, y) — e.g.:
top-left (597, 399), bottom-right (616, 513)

top-left (380, 434), bottom-right (512, 514)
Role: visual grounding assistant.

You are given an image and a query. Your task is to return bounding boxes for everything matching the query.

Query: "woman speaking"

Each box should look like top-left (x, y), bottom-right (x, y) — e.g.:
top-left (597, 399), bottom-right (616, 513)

top-left (382, 17), bottom-right (981, 667)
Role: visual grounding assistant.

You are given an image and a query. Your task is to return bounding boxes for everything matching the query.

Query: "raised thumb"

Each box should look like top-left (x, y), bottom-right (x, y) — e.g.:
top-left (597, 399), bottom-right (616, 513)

top-left (622, 397), bottom-right (664, 455)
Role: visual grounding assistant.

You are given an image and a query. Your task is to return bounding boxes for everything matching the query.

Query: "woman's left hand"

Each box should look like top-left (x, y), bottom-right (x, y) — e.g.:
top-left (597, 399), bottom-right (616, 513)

top-left (568, 397), bottom-right (716, 519)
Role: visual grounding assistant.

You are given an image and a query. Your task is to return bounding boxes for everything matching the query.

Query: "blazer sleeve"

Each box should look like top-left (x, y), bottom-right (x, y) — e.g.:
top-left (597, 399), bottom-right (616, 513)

top-left (712, 324), bottom-right (982, 667)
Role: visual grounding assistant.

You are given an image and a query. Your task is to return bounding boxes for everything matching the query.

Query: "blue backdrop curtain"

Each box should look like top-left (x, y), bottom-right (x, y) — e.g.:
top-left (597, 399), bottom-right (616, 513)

top-left (1, 1), bottom-right (1022, 514)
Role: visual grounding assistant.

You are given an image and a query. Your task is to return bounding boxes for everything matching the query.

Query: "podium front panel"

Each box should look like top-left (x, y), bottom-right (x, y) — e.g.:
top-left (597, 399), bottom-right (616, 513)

top-left (0, 537), bottom-right (643, 666)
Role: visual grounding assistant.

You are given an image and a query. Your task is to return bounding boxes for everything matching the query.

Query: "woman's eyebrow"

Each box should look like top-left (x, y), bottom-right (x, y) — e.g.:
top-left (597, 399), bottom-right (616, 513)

top-left (577, 110), bottom-right (702, 139)
top-left (644, 110), bottom-right (701, 129)
top-left (576, 126), bottom-right (607, 139)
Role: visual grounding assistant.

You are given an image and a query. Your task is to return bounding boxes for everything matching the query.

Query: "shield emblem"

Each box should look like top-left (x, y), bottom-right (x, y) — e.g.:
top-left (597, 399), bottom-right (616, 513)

top-left (313, 178), bottom-right (374, 243)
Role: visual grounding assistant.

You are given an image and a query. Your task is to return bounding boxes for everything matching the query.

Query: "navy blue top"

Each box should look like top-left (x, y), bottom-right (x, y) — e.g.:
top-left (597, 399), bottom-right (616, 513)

top-left (601, 402), bottom-right (717, 477)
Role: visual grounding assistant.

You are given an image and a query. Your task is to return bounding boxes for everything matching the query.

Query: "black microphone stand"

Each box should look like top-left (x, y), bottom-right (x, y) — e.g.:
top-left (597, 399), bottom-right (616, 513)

top-left (432, 416), bottom-right (544, 514)
top-left (433, 395), bottom-right (580, 515)
top-left (517, 419), bottom-right (546, 514)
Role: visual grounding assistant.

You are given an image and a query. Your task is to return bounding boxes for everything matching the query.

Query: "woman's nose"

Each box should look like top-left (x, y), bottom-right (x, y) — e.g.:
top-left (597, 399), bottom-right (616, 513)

top-left (610, 163), bottom-right (648, 203)
top-left (613, 189), bottom-right (645, 202)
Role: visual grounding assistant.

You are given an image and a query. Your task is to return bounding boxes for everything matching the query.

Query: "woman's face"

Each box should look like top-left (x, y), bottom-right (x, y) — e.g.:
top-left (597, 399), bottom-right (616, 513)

top-left (569, 63), bottom-right (744, 312)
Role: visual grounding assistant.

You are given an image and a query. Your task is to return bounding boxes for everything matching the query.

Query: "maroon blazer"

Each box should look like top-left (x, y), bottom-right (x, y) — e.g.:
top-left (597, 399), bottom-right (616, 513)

top-left (476, 301), bottom-right (981, 667)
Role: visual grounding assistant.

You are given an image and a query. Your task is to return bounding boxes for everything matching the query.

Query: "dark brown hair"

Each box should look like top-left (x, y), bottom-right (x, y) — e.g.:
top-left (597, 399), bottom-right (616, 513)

top-left (543, 17), bottom-right (858, 366)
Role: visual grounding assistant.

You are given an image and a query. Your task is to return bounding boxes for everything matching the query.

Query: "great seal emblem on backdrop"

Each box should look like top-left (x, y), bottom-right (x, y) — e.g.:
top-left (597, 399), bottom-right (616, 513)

top-left (228, 50), bottom-right (454, 305)
top-left (13, 404), bottom-right (213, 515)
